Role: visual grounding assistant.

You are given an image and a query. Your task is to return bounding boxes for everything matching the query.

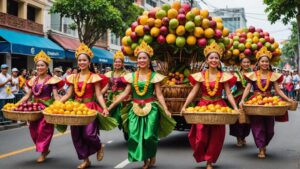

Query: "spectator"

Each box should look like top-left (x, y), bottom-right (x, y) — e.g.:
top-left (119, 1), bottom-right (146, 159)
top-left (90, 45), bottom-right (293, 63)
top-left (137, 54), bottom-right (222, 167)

top-left (11, 68), bottom-right (19, 94)
top-left (0, 64), bottom-right (15, 122)
top-left (105, 67), bottom-right (111, 73)
top-left (284, 70), bottom-right (294, 98)
top-left (62, 67), bottom-right (72, 79)
top-left (293, 70), bottom-right (300, 100)
top-left (53, 67), bottom-right (63, 78)
top-left (18, 69), bottom-right (29, 94)
top-left (72, 67), bottom-right (79, 74)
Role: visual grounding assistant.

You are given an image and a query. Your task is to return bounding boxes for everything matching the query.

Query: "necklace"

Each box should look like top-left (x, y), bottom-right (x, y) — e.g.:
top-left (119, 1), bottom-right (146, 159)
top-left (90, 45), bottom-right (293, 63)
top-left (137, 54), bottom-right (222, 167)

top-left (205, 70), bottom-right (221, 96)
top-left (134, 69), bottom-right (152, 96)
top-left (74, 73), bottom-right (91, 97)
top-left (257, 70), bottom-right (271, 92)
top-left (32, 75), bottom-right (51, 96)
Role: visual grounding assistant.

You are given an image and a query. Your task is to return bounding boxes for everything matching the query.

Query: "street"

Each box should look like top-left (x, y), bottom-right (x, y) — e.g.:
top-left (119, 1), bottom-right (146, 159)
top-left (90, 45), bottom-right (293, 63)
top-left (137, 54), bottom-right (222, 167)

top-left (0, 110), bottom-right (299, 169)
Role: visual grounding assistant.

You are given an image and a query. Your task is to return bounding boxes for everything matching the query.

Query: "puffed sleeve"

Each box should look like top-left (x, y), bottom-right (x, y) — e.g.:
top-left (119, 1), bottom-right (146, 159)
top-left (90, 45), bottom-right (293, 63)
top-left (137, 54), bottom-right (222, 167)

top-left (188, 72), bottom-right (204, 86)
top-left (244, 72), bottom-right (256, 83)
top-left (270, 72), bottom-right (284, 84)
top-left (121, 73), bottom-right (133, 84)
top-left (46, 76), bottom-right (65, 90)
top-left (151, 72), bottom-right (166, 84)
top-left (66, 74), bottom-right (75, 86)
top-left (220, 72), bottom-right (237, 88)
top-left (98, 74), bottom-right (109, 89)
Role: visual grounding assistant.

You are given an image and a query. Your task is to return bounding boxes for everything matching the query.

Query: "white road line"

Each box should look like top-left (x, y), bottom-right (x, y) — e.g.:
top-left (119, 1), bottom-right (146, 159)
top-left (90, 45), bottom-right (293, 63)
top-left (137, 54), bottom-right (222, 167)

top-left (114, 159), bottom-right (130, 168)
top-left (107, 140), bottom-right (113, 144)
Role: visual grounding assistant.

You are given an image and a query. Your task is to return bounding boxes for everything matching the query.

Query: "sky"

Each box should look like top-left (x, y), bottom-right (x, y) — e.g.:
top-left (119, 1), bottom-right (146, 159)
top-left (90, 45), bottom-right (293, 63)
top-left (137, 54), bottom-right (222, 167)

top-left (197, 0), bottom-right (293, 44)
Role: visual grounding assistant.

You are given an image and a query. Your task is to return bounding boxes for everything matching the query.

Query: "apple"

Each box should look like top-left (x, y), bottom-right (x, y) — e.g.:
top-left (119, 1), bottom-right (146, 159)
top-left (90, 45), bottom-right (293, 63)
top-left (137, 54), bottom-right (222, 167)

top-left (185, 21), bottom-right (195, 32)
top-left (177, 14), bottom-right (186, 25)
top-left (33, 107), bottom-right (37, 111)
top-left (209, 20), bottom-right (217, 28)
top-left (240, 32), bottom-right (247, 38)
top-left (239, 37), bottom-right (246, 43)
top-left (244, 49), bottom-right (252, 56)
top-left (186, 11), bottom-right (195, 21)
top-left (131, 21), bottom-right (138, 31)
top-left (23, 108), bottom-right (28, 111)
top-left (181, 3), bottom-right (191, 12)
top-left (28, 107), bottom-right (33, 111)
top-left (160, 26), bottom-right (169, 36)
top-left (259, 38), bottom-right (266, 44)
top-left (257, 42), bottom-right (263, 48)
top-left (162, 17), bottom-right (169, 26)
top-left (214, 29), bottom-right (222, 39)
top-left (259, 32), bottom-right (264, 38)
top-left (130, 32), bottom-right (138, 42)
top-left (256, 28), bottom-right (263, 32)
top-left (238, 43), bottom-right (246, 51)
top-left (178, 8), bottom-right (186, 14)
top-left (157, 35), bottom-right (166, 44)
top-left (143, 35), bottom-right (153, 44)
top-left (194, 15), bottom-right (202, 26)
top-left (169, 19), bottom-right (179, 29)
top-left (248, 26), bottom-right (255, 33)
top-left (143, 25), bottom-right (150, 33)
top-left (233, 41), bottom-right (239, 49)
top-left (251, 44), bottom-right (258, 50)
top-left (270, 37), bottom-right (275, 44)
top-left (33, 103), bottom-right (38, 107)
top-left (265, 42), bottom-right (271, 49)
top-left (233, 36), bottom-right (239, 42)
top-left (197, 38), bottom-right (207, 47)
top-left (264, 32), bottom-right (269, 36)
top-left (161, 3), bottom-right (171, 12)
top-left (148, 10), bottom-right (156, 18)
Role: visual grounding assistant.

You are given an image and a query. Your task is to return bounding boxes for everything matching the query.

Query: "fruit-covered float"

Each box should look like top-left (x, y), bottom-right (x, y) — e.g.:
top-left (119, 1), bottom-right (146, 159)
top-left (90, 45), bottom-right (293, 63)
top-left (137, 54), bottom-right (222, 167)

top-left (121, 1), bottom-right (231, 128)
top-left (2, 102), bottom-right (43, 121)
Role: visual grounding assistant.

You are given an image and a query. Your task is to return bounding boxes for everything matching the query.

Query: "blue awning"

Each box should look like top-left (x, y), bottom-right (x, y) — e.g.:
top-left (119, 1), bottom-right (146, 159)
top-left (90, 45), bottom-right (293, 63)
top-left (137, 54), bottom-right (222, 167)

top-left (124, 56), bottom-right (136, 66)
top-left (66, 48), bottom-right (114, 64)
top-left (0, 28), bottom-right (64, 58)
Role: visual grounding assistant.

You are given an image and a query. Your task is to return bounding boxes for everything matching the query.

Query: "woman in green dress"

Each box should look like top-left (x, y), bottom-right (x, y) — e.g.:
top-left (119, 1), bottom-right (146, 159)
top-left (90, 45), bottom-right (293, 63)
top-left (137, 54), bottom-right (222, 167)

top-left (108, 41), bottom-right (176, 169)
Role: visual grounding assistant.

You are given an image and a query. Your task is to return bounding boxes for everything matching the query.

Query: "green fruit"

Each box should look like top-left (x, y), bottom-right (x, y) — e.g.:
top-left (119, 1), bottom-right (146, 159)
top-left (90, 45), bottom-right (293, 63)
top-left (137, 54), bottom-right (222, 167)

top-left (185, 21), bottom-right (195, 33)
top-left (161, 4), bottom-right (171, 12)
top-left (143, 35), bottom-right (153, 44)
top-left (127, 37), bottom-right (133, 45)
top-left (238, 43), bottom-right (245, 51)
top-left (176, 36), bottom-right (186, 48)
top-left (184, 68), bottom-right (190, 77)
top-left (131, 43), bottom-right (138, 50)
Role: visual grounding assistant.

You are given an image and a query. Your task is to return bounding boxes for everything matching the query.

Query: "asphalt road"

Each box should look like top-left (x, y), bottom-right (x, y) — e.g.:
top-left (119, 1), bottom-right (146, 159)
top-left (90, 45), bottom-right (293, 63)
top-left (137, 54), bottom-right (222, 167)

top-left (0, 110), bottom-right (299, 169)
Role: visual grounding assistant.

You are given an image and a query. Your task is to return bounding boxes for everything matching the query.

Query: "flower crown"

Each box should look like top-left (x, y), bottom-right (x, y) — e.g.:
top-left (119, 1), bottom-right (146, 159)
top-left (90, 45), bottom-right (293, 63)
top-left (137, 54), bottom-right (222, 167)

top-left (204, 42), bottom-right (224, 58)
top-left (134, 41), bottom-right (154, 57)
top-left (34, 50), bottom-right (51, 65)
top-left (256, 47), bottom-right (272, 60)
top-left (114, 51), bottom-right (125, 61)
top-left (75, 43), bottom-right (94, 59)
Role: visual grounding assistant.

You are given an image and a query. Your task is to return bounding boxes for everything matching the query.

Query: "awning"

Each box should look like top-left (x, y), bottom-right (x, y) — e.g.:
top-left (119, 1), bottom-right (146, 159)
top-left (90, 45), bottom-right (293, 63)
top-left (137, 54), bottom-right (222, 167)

top-left (0, 28), bottom-right (64, 58)
top-left (50, 33), bottom-right (113, 64)
top-left (124, 56), bottom-right (136, 66)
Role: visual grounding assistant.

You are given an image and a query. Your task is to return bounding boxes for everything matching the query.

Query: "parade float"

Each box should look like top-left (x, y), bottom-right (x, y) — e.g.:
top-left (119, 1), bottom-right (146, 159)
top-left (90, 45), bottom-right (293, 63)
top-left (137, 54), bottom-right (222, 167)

top-left (122, 1), bottom-right (238, 127)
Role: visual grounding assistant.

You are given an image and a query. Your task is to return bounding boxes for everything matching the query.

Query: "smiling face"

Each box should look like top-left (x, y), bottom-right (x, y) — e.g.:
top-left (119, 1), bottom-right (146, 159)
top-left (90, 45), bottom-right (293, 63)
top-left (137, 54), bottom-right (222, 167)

top-left (241, 57), bottom-right (251, 71)
top-left (114, 58), bottom-right (123, 70)
top-left (36, 61), bottom-right (48, 76)
top-left (77, 54), bottom-right (90, 71)
top-left (137, 52), bottom-right (150, 69)
top-left (258, 56), bottom-right (270, 70)
top-left (207, 52), bottom-right (220, 69)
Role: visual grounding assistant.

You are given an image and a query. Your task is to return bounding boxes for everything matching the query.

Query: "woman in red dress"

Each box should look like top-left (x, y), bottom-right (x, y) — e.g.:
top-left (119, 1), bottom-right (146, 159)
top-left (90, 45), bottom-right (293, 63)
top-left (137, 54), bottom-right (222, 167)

top-left (60, 44), bottom-right (109, 169)
top-left (18, 51), bottom-right (63, 162)
top-left (181, 42), bottom-right (239, 169)
top-left (239, 47), bottom-right (293, 158)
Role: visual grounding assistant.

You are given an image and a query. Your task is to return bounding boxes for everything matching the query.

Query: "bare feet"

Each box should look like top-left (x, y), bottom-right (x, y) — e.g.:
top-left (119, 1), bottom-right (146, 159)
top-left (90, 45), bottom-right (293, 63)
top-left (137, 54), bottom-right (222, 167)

top-left (149, 157), bottom-right (156, 167)
top-left (77, 159), bottom-right (91, 169)
top-left (36, 150), bottom-right (50, 163)
top-left (236, 138), bottom-right (243, 147)
top-left (242, 139), bottom-right (247, 146)
top-left (257, 148), bottom-right (266, 159)
top-left (206, 162), bottom-right (213, 169)
top-left (97, 144), bottom-right (105, 161)
top-left (142, 159), bottom-right (150, 169)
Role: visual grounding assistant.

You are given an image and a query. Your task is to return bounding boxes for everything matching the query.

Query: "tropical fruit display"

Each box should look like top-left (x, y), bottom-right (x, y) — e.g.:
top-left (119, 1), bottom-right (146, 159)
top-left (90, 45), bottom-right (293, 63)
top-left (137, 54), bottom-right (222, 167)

top-left (244, 95), bottom-right (288, 106)
top-left (44, 101), bottom-right (97, 116)
top-left (165, 65), bottom-right (190, 85)
top-left (185, 104), bottom-right (237, 113)
top-left (225, 26), bottom-right (281, 65)
top-left (121, 1), bottom-right (230, 62)
top-left (3, 103), bottom-right (18, 111)
top-left (3, 102), bottom-right (44, 112)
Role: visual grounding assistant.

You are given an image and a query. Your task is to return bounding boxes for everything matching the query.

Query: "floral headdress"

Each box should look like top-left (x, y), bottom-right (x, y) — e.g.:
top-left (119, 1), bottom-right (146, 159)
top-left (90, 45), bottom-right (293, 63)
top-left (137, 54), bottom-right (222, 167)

top-left (134, 41), bottom-right (154, 57)
top-left (34, 50), bottom-right (51, 65)
top-left (75, 43), bottom-right (94, 59)
top-left (204, 42), bottom-right (224, 58)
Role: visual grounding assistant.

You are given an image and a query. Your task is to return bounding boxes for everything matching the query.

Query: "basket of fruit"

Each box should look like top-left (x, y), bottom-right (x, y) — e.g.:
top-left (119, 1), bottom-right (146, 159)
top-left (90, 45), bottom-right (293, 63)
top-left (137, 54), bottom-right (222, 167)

top-left (242, 96), bottom-right (289, 116)
top-left (43, 101), bottom-right (97, 126)
top-left (2, 102), bottom-right (43, 121)
top-left (288, 101), bottom-right (298, 111)
top-left (182, 104), bottom-right (240, 124)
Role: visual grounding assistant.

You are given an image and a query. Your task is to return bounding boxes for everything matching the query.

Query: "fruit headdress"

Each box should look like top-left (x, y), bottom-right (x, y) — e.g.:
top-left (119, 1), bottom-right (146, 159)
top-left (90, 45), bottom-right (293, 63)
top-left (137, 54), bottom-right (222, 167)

top-left (256, 47), bottom-right (272, 60)
top-left (75, 43), bottom-right (94, 59)
top-left (114, 51), bottom-right (125, 61)
top-left (204, 42), bottom-right (224, 58)
top-left (34, 50), bottom-right (51, 65)
top-left (134, 41), bottom-right (154, 57)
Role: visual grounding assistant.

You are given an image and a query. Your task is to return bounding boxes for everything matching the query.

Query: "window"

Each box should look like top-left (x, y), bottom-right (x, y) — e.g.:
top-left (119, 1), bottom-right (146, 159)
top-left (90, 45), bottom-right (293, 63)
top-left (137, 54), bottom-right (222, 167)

top-left (111, 33), bottom-right (120, 46)
top-left (51, 13), bottom-right (62, 31)
top-left (146, 0), bottom-right (157, 7)
top-left (7, 0), bottom-right (18, 16)
top-left (27, 5), bottom-right (36, 22)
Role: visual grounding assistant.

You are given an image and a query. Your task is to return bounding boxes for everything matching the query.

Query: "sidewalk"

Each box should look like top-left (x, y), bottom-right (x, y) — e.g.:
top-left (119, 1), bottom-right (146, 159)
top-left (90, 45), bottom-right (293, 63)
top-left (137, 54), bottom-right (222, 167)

top-left (0, 122), bottom-right (27, 131)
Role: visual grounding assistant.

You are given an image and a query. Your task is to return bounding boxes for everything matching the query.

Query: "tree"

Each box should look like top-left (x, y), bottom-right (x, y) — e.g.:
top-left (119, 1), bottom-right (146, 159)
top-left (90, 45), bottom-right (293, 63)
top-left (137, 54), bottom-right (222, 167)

top-left (51, 0), bottom-right (143, 48)
top-left (264, 0), bottom-right (300, 69)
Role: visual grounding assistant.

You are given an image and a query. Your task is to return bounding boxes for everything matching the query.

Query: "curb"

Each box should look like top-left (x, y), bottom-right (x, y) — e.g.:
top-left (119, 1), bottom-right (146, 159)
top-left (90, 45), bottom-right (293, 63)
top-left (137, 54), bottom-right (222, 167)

top-left (0, 122), bottom-right (27, 131)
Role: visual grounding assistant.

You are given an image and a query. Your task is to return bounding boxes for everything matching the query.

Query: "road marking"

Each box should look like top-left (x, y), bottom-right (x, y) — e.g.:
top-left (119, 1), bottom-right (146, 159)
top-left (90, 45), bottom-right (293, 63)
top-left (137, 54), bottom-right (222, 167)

top-left (0, 131), bottom-right (70, 159)
top-left (107, 140), bottom-right (113, 144)
top-left (114, 159), bottom-right (130, 168)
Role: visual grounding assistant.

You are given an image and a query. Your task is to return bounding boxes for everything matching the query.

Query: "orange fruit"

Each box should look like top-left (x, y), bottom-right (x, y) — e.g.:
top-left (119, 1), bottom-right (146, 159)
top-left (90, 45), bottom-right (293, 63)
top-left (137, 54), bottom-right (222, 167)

top-left (167, 8), bottom-right (178, 19)
top-left (135, 25), bottom-right (144, 36)
top-left (273, 42), bottom-right (279, 48)
top-left (194, 27), bottom-right (204, 38)
top-left (150, 27), bottom-right (160, 37)
top-left (191, 8), bottom-right (200, 15)
top-left (166, 34), bottom-right (176, 44)
top-left (176, 25), bottom-right (186, 36)
top-left (123, 46), bottom-right (133, 55)
top-left (202, 18), bottom-right (210, 29)
top-left (204, 28), bottom-right (215, 38)
top-left (252, 36), bottom-right (259, 43)
top-left (147, 18), bottom-right (155, 27)
top-left (233, 49), bottom-right (240, 56)
top-left (171, 1), bottom-right (181, 11)
top-left (216, 22), bottom-right (223, 30)
top-left (245, 42), bottom-right (252, 49)
top-left (139, 15), bottom-right (148, 25)
top-left (154, 19), bottom-right (162, 28)
top-left (200, 9), bottom-right (209, 18)
top-left (222, 28), bottom-right (230, 36)
top-left (213, 17), bottom-right (222, 23)
top-left (247, 32), bottom-right (253, 39)
top-left (187, 35), bottom-right (196, 45)
top-left (125, 28), bottom-right (132, 36)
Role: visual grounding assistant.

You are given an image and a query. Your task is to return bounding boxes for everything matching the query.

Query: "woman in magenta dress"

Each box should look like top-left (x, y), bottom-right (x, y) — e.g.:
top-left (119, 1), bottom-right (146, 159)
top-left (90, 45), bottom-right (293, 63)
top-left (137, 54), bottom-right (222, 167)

top-left (181, 42), bottom-right (239, 169)
top-left (18, 51), bottom-right (63, 163)
top-left (60, 44), bottom-right (109, 169)
top-left (240, 47), bottom-right (293, 159)
top-left (229, 57), bottom-right (252, 147)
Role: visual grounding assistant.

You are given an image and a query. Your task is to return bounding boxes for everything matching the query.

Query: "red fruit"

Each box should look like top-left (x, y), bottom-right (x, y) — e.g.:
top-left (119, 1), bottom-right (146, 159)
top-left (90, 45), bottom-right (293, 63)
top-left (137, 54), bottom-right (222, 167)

top-left (264, 36), bottom-right (270, 43)
top-left (244, 49), bottom-right (252, 56)
top-left (240, 32), bottom-right (247, 38)
top-left (177, 14), bottom-right (186, 25)
top-left (160, 26), bottom-right (168, 36)
top-left (209, 20), bottom-right (216, 28)
top-left (197, 38), bottom-right (207, 47)
top-left (157, 35), bottom-right (166, 44)
top-left (239, 37), bottom-right (246, 43)
top-left (181, 3), bottom-right (191, 12)
top-left (143, 25), bottom-right (150, 33)
top-left (270, 37), bottom-right (275, 44)
top-left (130, 32), bottom-right (138, 42)
top-left (33, 107), bottom-right (37, 111)
top-left (207, 16), bottom-right (212, 20)
top-left (264, 32), bottom-right (269, 36)
top-left (257, 42), bottom-right (263, 49)
top-left (248, 26), bottom-right (255, 33)
top-left (214, 29), bottom-right (222, 39)
top-left (162, 17), bottom-right (169, 26)
top-left (178, 8), bottom-right (186, 14)
top-left (272, 52), bottom-right (277, 57)
top-left (131, 22), bottom-right (138, 31)
top-left (33, 103), bottom-right (38, 106)
top-left (28, 107), bottom-right (33, 111)
top-left (256, 28), bottom-right (263, 32)
top-left (148, 11), bottom-right (156, 18)
top-left (259, 32), bottom-right (264, 37)
top-left (253, 50), bottom-right (258, 55)
top-left (37, 106), bottom-right (42, 111)
top-left (23, 108), bottom-right (28, 111)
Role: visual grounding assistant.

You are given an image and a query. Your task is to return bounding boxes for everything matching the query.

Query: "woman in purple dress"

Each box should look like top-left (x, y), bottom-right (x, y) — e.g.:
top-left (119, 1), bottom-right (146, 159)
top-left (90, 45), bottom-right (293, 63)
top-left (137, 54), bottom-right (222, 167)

top-left (18, 51), bottom-right (63, 162)
top-left (240, 47), bottom-right (293, 158)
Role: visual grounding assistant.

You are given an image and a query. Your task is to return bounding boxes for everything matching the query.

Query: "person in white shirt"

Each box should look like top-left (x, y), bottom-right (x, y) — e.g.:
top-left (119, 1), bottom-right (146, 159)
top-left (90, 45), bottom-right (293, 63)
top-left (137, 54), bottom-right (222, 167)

top-left (0, 64), bottom-right (15, 122)
top-left (11, 68), bottom-right (20, 94)
top-left (293, 71), bottom-right (300, 100)
top-left (285, 71), bottom-right (294, 98)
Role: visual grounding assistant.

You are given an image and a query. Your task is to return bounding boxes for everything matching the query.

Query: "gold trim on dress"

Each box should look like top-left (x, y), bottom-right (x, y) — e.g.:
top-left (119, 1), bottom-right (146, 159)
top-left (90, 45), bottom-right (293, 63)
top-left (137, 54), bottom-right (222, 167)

top-left (270, 72), bottom-right (283, 82)
top-left (234, 72), bottom-right (241, 82)
top-left (220, 72), bottom-right (234, 83)
top-left (151, 73), bottom-right (166, 83)
top-left (66, 74), bottom-right (76, 84)
top-left (132, 103), bottom-right (152, 116)
top-left (244, 72), bottom-right (256, 81)
top-left (27, 77), bottom-right (37, 87)
top-left (244, 72), bottom-right (283, 82)
top-left (104, 71), bottom-right (113, 78)
top-left (123, 73), bottom-right (133, 83)
top-left (46, 76), bottom-right (62, 85)
top-left (190, 72), bottom-right (204, 82)
top-left (66, 74), bottom-right (102, 84)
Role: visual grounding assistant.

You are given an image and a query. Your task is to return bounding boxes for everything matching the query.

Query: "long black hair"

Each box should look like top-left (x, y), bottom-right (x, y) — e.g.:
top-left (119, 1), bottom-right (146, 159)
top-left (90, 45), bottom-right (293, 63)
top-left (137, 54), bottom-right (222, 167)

top-left (203, 52), bottom-right (222, 72)
top-left (77, 53), bottom-right (95, 73)
top-left (137, 52), bottom-right (155, 72)
top-left (255, 56), bottom-right (273, 72)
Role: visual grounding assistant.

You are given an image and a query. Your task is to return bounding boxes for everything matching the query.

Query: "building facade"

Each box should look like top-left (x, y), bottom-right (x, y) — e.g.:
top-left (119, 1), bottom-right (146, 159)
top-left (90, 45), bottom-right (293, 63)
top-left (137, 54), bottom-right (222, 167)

top-left (211, 8), bottom-right (247, 33)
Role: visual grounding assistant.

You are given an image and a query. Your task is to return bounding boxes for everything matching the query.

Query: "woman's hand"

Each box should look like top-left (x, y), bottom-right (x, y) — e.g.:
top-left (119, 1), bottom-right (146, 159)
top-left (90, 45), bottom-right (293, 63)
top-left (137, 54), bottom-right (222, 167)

top-left (102, 108), bottom-right (109, 117)
top-left (239, 101), bottom-right (244, 109)
top-left (180, 107), bottom-right (186, 116)
top-left (165, 109), bottom-right (172, 117)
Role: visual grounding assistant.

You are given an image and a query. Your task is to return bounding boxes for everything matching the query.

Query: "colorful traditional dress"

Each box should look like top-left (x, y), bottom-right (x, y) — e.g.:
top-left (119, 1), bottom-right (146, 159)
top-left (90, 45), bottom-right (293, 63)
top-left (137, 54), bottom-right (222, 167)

top-left (120, 72), bottom-right (176, 162)
top-left (105, 71), bottom-right (130, 126)
top-left (229, 71), bottom-right (251, 140)
top-left (66, 73), bottom-right (108, 160)
top-left (188, 71), bottom-right (236, 163)
top-left (26, 76), bottom-right (64, 153)
top-left (244, 71), bottom-right (287, 149)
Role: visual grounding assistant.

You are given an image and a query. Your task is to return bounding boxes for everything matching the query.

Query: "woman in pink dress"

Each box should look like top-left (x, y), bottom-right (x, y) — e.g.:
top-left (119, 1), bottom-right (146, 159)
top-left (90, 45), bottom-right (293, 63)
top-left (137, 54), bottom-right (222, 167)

top-left (181, 42), bottom-right (239, 169)
top-left (18, 51), bottom-right (64, 162)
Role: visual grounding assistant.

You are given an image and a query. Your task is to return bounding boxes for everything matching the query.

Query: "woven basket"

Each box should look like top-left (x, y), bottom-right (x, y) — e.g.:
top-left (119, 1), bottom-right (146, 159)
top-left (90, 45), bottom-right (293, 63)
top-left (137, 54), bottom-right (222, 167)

top-left (238, 109), bottom-right (250, 124)
top-left (242, 104), bottom-right (289, 116)
top-left (182, 112), bottom-right (240, 125)
top-left (1, 109), bottom-right (42, 121)
top-left (161, 85), bottom-right (201, 98)
top-left (43, 112), bottom-right (97, 126)
top-left (288, 101), bottom-right (298, 111)
top-left (165, 98), bottom-right (199, 115)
